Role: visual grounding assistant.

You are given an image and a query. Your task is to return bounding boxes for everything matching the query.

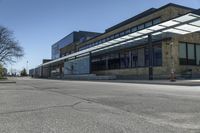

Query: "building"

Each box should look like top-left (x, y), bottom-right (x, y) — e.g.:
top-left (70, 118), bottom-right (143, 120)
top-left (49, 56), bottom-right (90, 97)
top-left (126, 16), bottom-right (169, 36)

top-left (30, 31), bottom-right (101, 78)
top-left (52, 31), bottom-right (101, 60)
top-left (31, 3), bottom-right (200, 80)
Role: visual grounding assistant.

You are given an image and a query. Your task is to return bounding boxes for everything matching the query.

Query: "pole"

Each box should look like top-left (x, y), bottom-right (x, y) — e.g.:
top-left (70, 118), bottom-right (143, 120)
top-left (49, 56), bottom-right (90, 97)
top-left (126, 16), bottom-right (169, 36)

top-left (148, 34), bottom-right (153, 80)
top-left (170, 42), bottom-right (176, 82)
top-left (26, 61), bottom-right (29, 75)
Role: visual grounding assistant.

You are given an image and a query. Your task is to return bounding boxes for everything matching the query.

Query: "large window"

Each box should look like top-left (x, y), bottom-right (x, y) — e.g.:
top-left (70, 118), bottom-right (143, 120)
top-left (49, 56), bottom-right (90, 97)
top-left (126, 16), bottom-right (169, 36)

top-left (153, 45), bottom-right (162, 66)
top-left (145, 48), bottom-right (149, 66)
top-left (188, 44), bottom-right (196, 65)
top-left (179, 43), bottom-right (187, 65)
top-left (91, 56), bottom-right (107, 71)
top-left (91, 43), bottom-right (163, 71)
top-left (196, 45), bottom-right (200, 65)
top-left (179, 42), bottom-right (198, 65)
top-left (108, 53), bottom-right (120, 69)
top-left (137, 48), bottom-right (145, 67)
top-left (132, 50), bottom-right (138, 67)
top-left (120, 51), bottom-right (130, 69)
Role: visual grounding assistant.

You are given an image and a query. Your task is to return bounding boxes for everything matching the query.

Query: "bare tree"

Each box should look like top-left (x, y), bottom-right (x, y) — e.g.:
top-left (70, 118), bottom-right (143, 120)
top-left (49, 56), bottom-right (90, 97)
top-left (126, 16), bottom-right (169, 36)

top-left (0, 26), bottom-right (24, 64)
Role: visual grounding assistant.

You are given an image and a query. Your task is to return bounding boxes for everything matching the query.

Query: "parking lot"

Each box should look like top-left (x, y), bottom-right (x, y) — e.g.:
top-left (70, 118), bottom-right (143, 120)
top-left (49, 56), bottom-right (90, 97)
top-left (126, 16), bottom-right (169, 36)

top-left (0, 77), bottom-right (200, 133)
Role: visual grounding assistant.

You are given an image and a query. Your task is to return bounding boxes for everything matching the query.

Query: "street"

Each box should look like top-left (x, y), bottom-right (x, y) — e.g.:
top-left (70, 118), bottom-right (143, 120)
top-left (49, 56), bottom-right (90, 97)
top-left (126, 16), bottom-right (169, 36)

top-left (0, 77), bottom-right (200, 133)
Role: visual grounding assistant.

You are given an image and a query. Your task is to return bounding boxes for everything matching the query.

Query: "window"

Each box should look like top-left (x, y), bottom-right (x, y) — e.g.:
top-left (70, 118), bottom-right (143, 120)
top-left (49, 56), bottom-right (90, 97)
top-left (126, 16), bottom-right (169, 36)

top-left (145, 21), bottom-right (152, 28)
top-left (138, 24), bottom-right (144, 30)
top-left (106, 37), bottom-right (110, 41)
top-left (120, 51), bottom-right (130, 68)
top-left (153, 45), bottom-right (162, 66)
top-left (91, 56), bottom-right (107, 71)
top-left (196, 45), bottom-right (200, 65)
top-left (132, 50), bottom-right (138, 67)
top-left (108, 53), bottom-right (120, 69)
top-left (115, 34), bottom-right (119, 38)
top-left (188, 44), bottom-right (196, 65)
top-left (137, 48), bottom-right (145, 67)
top-left (120, 32), bottom-right (125, 36)
top-left (179, 43), bottom-right (196, 65)
top-left (131, 27), bottom-right (137, 32)
top-left (145, 48), bottom-right (149, 66)
top-left (110, 35), bottom-right (115, 40)
top-left (125, 29), bottom-right (131, 34)
top-left (179, 43), bottom-right (187, 65)
top-left (153, 18), bottom-right (161, 25)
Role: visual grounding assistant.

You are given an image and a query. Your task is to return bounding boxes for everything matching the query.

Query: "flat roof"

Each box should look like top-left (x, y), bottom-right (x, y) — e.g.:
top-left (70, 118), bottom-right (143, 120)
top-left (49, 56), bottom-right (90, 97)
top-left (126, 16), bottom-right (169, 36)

top-left (106, 3), bottom-right (195, 32)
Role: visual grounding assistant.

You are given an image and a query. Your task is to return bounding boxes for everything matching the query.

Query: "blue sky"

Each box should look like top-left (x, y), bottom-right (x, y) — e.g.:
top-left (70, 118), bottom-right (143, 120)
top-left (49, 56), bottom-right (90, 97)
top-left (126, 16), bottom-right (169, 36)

top-left (0, 0), bottom-right (199, 72)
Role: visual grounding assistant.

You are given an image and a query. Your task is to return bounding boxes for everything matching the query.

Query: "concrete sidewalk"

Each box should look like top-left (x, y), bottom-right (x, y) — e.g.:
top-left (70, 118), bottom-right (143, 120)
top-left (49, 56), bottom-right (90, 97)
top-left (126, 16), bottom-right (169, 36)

top-left (97, 79), bottom-right (200, 86)
top-left (0, 79), bottom-right (16, 84)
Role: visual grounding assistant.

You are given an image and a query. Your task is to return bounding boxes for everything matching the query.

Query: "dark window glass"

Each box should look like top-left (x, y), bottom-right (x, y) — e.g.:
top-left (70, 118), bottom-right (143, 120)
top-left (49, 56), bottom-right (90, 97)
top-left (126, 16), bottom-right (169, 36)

top-left (196, 45), bottom-right (200, 65)
top-left (145, 21), bottom-right (152, 28)
top-left (131, 27), bottom-right (137, 32)
top-left (91, 56), bottom-right (107, 71)
top-left (179, 43), bottom-right (187, 65)
top-left (120, 51), bottom-right (130, 69)
top-left (145, 48), bottom-right (149, 66)
top-left (125, 29), bottom-right (131, 34)
top-left (120, 32), bottom-right (125, 36)
top-left (110, 35), bottom-right (115, 40)
top-left (137, 48), bottom-right (145, 67)
top-left (153, 45), bottom-right (162, 66)
top-left (153, 18), bottom-right (161, 25)
top-left (138, 24), bottom-right (144, 30)
top-left (179, 43), bottom-right (196, 65)
top-left (132, 50), bottom-right (138, 67)
top-left (187, 43), bottom-right (196, 65)
top-left (108, 53), bottom-right (120, 69)
top-left (115, 34), bottom-right (119, 38)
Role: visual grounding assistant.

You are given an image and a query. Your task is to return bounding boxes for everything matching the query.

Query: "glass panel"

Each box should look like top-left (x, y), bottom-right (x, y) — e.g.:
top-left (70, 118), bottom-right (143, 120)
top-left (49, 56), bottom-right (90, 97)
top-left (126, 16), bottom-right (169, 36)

top-left (153, 45), bottom-right (162, 66)
top-left (179, 43), bottom-right (187, 58)
top-left (120, 32), bottom-right (125, 36)
top-left (137, 48), bottom-right (145, 67)
top-left (131, 27), bottom-right (137, 32)
top-left (196, 45), bottom-right (200, 65)
top-left (91, 55), bottom-right (107, 71)
top-left (138, 24), bottom-right (145, 30)
top-left (153, 18), bottom-right (161, 25)
top-left (120, 51), bottom-right (130, 69)
top-left (132, 50), bottom-right (138, 67)
top-left (188, 44), bottom-right (195, 59)
top-left (125, 29), bottom-right (131, 34)
top-left (108, 53), bottom-right (120, 69)
top-left (145, 21), bottom-right (152, 28)
top-left (188, 43), bottom-right (196, 65)
top-left (145, 48), bottom-right (149, 66)
top-left (174, 14), bottom-right (196, 22)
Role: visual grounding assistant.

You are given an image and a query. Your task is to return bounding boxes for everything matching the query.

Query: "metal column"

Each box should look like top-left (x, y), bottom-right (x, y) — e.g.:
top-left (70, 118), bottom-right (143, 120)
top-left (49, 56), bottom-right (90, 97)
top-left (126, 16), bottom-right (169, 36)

top-left (89, 52), bottom-right (92, 74)
top-left (148, 34), bottom-right (153, 80)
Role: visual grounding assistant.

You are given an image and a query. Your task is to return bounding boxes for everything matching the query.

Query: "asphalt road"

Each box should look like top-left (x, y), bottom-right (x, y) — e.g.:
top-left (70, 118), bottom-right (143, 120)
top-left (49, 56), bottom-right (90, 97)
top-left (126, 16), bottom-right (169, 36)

top-left (0, 77), bottom-right (200, 133)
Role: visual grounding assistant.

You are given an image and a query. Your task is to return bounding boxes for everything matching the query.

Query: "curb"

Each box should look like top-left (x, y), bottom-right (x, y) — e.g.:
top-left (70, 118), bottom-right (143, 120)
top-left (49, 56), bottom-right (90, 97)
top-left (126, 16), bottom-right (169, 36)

top-left (0, 81), bottom-right (16, 84)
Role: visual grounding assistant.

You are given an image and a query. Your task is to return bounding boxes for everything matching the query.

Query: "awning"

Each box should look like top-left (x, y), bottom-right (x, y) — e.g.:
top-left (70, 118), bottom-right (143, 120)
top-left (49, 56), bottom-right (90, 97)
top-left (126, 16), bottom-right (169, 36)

top-left (41, 10), bottom-right (200, 67)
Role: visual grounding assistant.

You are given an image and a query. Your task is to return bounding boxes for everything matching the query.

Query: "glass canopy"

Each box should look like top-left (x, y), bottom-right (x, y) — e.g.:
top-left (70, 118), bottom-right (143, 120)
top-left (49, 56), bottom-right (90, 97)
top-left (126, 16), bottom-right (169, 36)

top-left (42, 11), bottom-right (200, 66)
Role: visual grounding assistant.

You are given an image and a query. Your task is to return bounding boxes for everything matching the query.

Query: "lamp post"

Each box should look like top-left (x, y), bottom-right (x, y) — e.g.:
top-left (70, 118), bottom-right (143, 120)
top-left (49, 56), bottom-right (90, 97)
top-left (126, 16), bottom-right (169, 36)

top-left (26, 61), bottom-right (29, 76)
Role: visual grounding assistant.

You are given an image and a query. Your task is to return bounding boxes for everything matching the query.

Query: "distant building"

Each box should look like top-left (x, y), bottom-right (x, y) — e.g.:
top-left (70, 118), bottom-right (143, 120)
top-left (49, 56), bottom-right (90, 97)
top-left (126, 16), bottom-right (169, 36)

top-left (51, 31), bottom-right (101, 60)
